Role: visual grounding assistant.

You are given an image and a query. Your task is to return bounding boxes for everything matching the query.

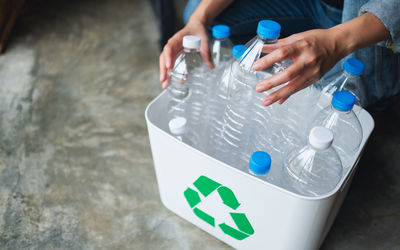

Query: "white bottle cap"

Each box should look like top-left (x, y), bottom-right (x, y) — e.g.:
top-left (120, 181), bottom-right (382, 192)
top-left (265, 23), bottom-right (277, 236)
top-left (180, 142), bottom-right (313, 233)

top-left (183, 35), bottom-right (201, 49)
top-left (169, 117), bottom-right (187, 135)
top-left (309, 126), bottom-right (334, 150)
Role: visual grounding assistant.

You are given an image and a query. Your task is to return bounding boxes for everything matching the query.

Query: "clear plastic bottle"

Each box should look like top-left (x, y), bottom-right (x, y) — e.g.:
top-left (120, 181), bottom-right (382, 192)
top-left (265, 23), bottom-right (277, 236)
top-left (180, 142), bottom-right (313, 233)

top-left (314, 58), bottom-right (367, 112)
top-left (204, 25), bottom-right (234, 117)
top-left (206, 45), bottom-right (244, 156)
top-left (211, 25), bottom-right (234, 68)
top-left (168, 117), bottom-right (200, 148)
top-left (248, 87), bottom-right (310, 174)
top-left (219, 20), bottom-right (282, 167)
top-left (241, 21), bottom-right (301, 157)
top-left (311, 91), bottom-right (363, 164)
top-left (281, 85), bottom-right (322, 138)
top-left (179, 36), bottom-right (207, 135)
top-left (282, 126), bottom-right (343, 196)
top-left (167, 35), bottom-right (203, 120)
top-left (239, 20), bottom-right (282, 75)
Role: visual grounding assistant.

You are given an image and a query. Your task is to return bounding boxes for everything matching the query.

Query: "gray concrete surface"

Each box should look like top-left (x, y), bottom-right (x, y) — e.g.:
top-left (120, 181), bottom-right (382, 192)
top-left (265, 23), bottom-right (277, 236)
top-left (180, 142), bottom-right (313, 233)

top-left (0, 0), bottom-right (399, 249)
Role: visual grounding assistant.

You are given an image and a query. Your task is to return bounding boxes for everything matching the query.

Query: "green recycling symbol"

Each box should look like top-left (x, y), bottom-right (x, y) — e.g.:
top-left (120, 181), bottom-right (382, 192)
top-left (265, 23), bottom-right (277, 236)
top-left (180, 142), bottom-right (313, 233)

top-left (183, 175), bottom-right (254, 240)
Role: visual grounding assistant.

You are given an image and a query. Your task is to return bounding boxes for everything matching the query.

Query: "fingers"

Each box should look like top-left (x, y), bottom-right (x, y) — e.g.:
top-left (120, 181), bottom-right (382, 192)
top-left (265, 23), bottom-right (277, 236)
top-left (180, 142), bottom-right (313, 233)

top-left (261, 35), bottom-right (297, 53)
top-left (159, 36), bottom-right (182, 88)
top-left (159, 47), bottom-right (172, 89)
top-left (200, 34), bottom-right (214, 69)
top-left (253, 45), bottom-right (294, 71)
top-left (164, 38), bottom-right (181, 70)
top-left (159, 52), bottom-right (167, 84)
top-left (262, 41), bottom-right (287, 53)
top-left (163, 44), bottom-right (173, 70)
top-left (262, 73), bottom-right (318, 106)
top-left (278, 97), bottom-right (289, 104)
top-left (255, 29), bottom-right (336, 106)
top-left (262, 43), bottom-right (281, 54)
top-left (262, 75), bottom-right (305, 106)
top-left (162, 81), bottom-right (169, 89)
top-left (255, 62), bottom-right (304, 92)
top-left (159, 22), bottom-right (212, 88)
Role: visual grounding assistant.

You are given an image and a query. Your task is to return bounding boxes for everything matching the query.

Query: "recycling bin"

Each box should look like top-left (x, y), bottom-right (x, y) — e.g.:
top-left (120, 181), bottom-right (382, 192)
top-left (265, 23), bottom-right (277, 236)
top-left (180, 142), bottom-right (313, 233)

top-left (145, 91), bottom-right (374, 250)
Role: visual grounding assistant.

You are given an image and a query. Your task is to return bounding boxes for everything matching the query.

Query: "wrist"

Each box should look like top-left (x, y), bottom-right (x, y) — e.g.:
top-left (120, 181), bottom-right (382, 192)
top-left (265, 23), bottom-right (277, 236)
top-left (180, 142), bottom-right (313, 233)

top-left (328, 13), bottom-right (391, 58)
top-left (328, 25), bottom-right (356, 59)
top-left (188, 17), bottom-right (208, 28)
top-left (187, 0), bottom-right (233, 27)
top-left (188, 10), bottom-right (211, 27)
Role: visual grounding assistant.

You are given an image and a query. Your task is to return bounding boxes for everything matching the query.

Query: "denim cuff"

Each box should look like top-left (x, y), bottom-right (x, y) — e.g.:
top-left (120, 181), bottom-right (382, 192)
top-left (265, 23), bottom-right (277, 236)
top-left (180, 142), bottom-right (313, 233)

top-left (360, 0), bottom-right (400, 53)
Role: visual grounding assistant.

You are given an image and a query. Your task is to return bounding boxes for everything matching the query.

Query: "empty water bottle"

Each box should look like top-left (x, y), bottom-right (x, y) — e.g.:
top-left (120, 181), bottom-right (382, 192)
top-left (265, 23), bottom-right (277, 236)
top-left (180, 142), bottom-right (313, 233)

top-left (206, 45), bottom-right (244, 156)
top-left (311, 91), bottom-right (363, 165)
top-left (281, 86), bottom-right (322, 137)
top-left (168, 117), bottom-right (200, 147)
top-left (219, 20), bottom-right (282, 167)
top-left (179, 36), bottom-right (207, 133)
top-left (211, 25), bottom-right (233, 67)
top-left (239, 20), bottom-right (282, 75)
top-left (314, 58), bottom-right (367, 112)
top-left (240, 21), bottom-right (302, 156)
top-left (282, 126), bottom-right (343, 196)
top-left (167, 35), bottom-right (203, 120)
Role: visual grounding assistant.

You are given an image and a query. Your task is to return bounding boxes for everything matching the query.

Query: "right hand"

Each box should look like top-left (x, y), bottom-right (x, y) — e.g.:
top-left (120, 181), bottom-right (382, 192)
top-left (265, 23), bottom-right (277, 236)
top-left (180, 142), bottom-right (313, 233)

top-left (159, 19), bottom-right (214, 89)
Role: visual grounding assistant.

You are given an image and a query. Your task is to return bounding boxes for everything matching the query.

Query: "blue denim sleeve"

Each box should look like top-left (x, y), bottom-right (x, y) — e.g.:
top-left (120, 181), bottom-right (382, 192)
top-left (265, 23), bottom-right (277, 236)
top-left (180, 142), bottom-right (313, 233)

top-left (360, 0), bottom-right (400, 53)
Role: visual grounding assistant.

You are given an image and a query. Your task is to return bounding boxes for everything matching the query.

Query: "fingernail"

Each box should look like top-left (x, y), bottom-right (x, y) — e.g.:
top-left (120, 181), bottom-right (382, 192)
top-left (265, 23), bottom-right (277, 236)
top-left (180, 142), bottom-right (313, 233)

top-left (256, 85), bottom-right (263, 92)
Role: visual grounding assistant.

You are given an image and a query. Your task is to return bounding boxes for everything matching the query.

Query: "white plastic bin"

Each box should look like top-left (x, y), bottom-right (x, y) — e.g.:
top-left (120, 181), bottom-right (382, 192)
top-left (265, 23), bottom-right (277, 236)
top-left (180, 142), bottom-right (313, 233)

top-left (145, 91), bottom-right (374, 250)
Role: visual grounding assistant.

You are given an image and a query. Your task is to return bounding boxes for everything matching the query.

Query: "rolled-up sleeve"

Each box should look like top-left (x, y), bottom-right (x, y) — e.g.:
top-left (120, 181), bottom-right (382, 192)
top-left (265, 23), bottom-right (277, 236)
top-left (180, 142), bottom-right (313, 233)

top-left (360, 0), bottom-right (400, 53)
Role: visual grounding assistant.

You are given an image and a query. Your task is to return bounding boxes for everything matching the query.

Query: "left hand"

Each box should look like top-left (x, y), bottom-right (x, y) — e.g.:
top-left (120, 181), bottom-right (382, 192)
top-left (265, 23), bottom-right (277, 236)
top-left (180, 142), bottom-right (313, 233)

top-left (253, 29), bottom-right (345, 106)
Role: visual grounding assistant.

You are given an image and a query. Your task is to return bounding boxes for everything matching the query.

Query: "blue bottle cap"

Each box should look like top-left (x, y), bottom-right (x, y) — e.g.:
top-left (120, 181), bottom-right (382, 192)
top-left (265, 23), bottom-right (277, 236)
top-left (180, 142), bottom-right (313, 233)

top-left (343, 58), bottom-right (365, 76)
top-left (332, 91), bottom-right (356, 111)
top-left (212, 25), bottom-right (230, 39)
top-left (249, 151), bottom-right (271, 175)
top-left (257, 20), bottom-right (281, 39)
top-left (232, 45), bottom-right (244, 59)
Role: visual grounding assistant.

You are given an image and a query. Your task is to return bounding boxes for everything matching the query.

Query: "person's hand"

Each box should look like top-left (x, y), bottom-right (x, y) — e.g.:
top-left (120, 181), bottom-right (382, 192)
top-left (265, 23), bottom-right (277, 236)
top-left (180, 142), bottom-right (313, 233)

top-left (159, 19), bottom-right (214, 89)
top-left (253, 29), bottom-right (346, 106)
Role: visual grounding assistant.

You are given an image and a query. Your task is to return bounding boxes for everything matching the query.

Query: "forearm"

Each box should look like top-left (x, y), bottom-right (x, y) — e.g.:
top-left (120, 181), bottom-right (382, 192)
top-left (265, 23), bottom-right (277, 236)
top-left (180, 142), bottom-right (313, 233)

top-left (331, 12), bottom-right (391, 58)
top-left (188, 0), bottom-right (233, 26)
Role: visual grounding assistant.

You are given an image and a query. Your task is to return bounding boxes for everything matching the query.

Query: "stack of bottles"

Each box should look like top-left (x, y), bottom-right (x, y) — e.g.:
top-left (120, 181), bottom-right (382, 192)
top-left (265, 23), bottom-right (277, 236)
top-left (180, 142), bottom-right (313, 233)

top-left (166, 20), bottom-right (366, 197)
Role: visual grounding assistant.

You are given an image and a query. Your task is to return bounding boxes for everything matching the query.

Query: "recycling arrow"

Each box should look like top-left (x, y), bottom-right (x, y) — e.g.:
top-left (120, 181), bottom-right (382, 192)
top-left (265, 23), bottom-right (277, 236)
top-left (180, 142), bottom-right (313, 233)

top-left (183, 175), bottom-right (254, 240)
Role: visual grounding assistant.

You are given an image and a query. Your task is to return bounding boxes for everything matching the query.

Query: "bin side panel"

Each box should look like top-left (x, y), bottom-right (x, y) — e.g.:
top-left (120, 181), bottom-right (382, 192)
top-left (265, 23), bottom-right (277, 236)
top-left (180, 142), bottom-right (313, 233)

top-left (146, 122), bottom-right (337, 250)
top-left (144, 91), bottom-right (375, 250)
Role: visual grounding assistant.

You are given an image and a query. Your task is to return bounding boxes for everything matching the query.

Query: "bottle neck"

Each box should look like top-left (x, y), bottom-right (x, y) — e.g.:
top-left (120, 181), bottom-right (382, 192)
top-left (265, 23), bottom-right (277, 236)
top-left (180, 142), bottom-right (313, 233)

top-left (343, 71), bottom-right (360, 79)
top-left (183, 47), bottom-right (200, 53)
top-left (258, 35), bottom-right (278, 44)
top-left (214, 37), bottom-right (229, 41)
top-left (249, 169), bottom-right (267, 176)
top-left (331, 105), bottom-right (352, 114)
top-left (308, 142), bottom-right (329, 152)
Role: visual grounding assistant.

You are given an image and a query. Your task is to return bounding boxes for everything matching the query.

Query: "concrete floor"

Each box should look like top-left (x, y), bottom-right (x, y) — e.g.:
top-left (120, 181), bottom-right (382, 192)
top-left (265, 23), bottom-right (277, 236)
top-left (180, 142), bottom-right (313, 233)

top-left (0, 0), bottom-right (399, 249)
